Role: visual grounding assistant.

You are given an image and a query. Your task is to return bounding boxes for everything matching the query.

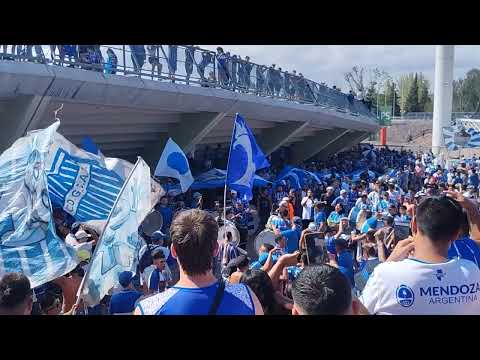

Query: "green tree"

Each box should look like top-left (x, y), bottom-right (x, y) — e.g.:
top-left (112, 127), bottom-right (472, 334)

top-left (404, 73), bottom-right (420, 112)
top-left (417, 74), bottom-right (431, 112)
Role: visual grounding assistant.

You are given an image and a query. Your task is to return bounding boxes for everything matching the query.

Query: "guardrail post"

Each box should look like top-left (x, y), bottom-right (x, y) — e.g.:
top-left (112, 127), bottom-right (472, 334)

top-left (123, 45), bottom-right (126, 75)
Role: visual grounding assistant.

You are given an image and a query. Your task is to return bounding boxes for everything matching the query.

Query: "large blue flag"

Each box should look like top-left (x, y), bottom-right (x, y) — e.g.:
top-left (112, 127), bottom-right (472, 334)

top-left (81, 157), bottom-right (152, 306)
top-left (226, 114), bottom-right (270, 200)
top-left (154, 138), bottom-right (194, 193)
top-left (0, 122), bottom-right (78, 288)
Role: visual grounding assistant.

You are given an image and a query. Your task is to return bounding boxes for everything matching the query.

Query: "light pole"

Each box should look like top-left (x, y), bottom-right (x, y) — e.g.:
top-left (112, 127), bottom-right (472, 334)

top-left (432, 45), bottom-right (455, 156)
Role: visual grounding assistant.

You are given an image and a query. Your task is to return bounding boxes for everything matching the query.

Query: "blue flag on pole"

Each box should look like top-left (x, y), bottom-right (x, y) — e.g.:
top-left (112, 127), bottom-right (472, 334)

top-left (81, 157), bottom-right (152, 306)
top-left (226, 113), bottom-right (270, 200)
top-left (0, 122), bottom-right (78, 288)
top-left (154, 138), bottom-right (194, 193)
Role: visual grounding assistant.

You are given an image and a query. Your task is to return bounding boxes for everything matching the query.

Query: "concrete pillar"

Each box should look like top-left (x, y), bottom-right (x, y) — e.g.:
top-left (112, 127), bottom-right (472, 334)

top-left (141, 112), bottom-right (226, 170)
top-left (290, 128), bottom-right (349, 164)
top-left (317, 130), bottom-right (369, 160)
top-left (258, 121), bottom-right (311, 155)
top-left (432, 45), bottom-right (455, 156)
top-left (0, 94), bottom-right (52, 153)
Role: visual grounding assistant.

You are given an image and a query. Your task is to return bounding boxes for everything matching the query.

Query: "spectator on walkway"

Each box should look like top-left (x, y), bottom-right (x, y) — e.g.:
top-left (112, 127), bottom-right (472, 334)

top-left (197, 50), bottom-right (213, 80)
top-left (256, 64), bottom-right (266, 95)
top-left (185, 45), bottom-right (195, 85)
top-left (267, 64), bottom-right (276, 96)
top-left (216, 47), bottom-right (229, 87)
top-left (147, 45), bottom-right (162, 79)
top-left (104, 47), bottom-right (118, 74)
top-left (274, 67), bottom-right (283, 97)
top-left (135, 209), bottom-right (263, 315)
top-left (244, 56), bottom-right (253, 90)
top-left (168, 45), bottom-right (177, 82)
top-left (129, 45), bottom-right (146, 74)
top-left (62, 45), bottom-right (77, 67)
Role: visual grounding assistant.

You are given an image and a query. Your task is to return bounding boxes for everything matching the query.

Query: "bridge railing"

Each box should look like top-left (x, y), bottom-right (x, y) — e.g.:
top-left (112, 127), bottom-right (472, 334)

top-left (0, 45), bottom-right (376, 120)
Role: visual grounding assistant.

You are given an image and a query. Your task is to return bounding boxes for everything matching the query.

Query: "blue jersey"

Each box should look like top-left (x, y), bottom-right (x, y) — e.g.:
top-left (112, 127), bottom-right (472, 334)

top-left (109, 289), bottom-right (143, 315)
top-left (314, 211), bottom-right (326, 227)
top-left (281, 229), bottom-right (301, 253)
top-left (448, 236), bottom-right (480, 269)
top-left (158, 206), bottom-right (173, 233)
top-left (137, 282), bottom-right (255, 315)
top-left (337, 250), bottom-right (355, 287)
top-left (271, 216), bottom-right (290, 232)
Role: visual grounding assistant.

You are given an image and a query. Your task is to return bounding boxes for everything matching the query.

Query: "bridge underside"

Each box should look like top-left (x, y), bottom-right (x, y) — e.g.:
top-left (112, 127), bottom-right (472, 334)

top-left (0, 61), bottom-right (379, 168)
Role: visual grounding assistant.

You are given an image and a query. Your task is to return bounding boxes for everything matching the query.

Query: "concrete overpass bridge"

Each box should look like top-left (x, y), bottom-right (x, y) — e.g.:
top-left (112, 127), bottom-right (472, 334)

top-left (0, 46), bottom-right (379, 168)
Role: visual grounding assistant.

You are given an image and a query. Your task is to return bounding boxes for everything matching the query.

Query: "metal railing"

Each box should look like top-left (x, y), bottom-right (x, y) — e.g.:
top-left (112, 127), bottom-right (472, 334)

top-left (0, 45), bottom-right (376, 120)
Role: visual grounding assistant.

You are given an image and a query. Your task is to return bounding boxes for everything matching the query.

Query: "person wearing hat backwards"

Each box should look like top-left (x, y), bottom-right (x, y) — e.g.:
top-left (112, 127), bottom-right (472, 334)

top-left (109, 271), bottom-right (144, 315)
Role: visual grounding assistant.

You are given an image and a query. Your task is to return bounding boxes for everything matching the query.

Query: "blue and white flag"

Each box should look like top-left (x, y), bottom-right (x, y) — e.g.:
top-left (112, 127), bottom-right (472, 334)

top-left (81, 157), bottom-right (152, 306)
top-left (154, 138), bottom-right (193, 193)
top-left (0, 122), bottom-right (78, 288)
top-left (226, 113), bottom-right (270, 200)
top-left (45, 132), bottom-right (164, 222)
top-left (443, 126), bottom-right (480, 151)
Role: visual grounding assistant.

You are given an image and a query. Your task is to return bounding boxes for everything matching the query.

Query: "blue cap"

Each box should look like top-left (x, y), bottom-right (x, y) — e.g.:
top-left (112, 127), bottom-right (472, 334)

top-left (118, 271), bottom-right (135, 287)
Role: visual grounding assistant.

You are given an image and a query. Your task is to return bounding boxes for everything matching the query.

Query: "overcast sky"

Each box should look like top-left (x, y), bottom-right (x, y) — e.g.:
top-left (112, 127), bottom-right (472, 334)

top-left (201, 45), bottom-right (480, 92)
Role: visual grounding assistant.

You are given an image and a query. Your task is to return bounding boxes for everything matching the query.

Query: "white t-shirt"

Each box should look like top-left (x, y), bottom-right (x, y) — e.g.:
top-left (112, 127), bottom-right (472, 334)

top-left (360, 257), bottom-right (480, 315)
top-left (301, 197), bottom-right (315, 220)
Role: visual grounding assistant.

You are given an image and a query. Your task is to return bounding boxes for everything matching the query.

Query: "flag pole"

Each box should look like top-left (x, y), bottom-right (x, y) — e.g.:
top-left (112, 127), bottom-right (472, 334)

top-left (223, 113), bottom-right (238, 234)
top-left (72, 157), bottom-right (142, 314)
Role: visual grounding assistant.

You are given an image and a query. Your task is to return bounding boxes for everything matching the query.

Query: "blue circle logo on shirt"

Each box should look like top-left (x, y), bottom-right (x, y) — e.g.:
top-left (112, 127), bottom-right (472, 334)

top-left (396, 284), bottom-right (415, 308)
top-left (167, 152), bottom-right (189, 175)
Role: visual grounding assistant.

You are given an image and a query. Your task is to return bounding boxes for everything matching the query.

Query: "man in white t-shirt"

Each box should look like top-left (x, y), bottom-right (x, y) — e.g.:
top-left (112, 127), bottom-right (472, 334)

top-left (360, 194), bottom-right (480, 315)
top-left (301, 189), bottom-right (316, 229)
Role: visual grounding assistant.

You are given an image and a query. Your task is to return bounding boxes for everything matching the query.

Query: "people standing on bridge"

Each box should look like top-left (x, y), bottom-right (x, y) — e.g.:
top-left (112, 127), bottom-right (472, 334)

top-left (290, 70), bottom-right (298, 99)
top-left (216, 47), bottom-right (229, 88)
top-left (230, 55), bottom-right (238, 91)
top-left (244, 56), bottom-right (253, 91)
top-left (255, 64), bottom-right (266, 95)
top-left (184, 45), bottom-right (195, 85)
top-left (267, 64), bottom-right (276, 96)
top-left (168, 45), bottom-right (177, 83)
top-left (237, 56), bottom-right (245, 90)
top-left (225, 52), bottom-right (233, 88)
top-left (62, 45), bottom-right (78, 68)
top-left (147, 45), bottom-right (162, 80)
top-left (129, 45), bottom-right (146, 75)
top-left (104, 48), bottom-right (118, 75)
top-left (283, 71), bottom-right (291, 99)
top-left (197, 50), bottom-right (213, 81)
top-left (274, 67), bottom-right (283, 97)
top-left (297, 73), bottom-right (306, 101)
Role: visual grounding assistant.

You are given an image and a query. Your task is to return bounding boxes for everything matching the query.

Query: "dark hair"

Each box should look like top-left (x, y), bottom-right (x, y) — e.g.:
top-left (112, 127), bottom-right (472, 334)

top-left (240, 269), bottom-right (280, 315)
top-left (262, 243), bottom-right (275, 252)
top-left (39, 283), bottom-right (63, 314)
top-left (415, 196), bottom-right (463, 244)
top-left (152, 249), bottom-right (166, 260)
top-left (292, 265), bottom-right (352, 315)
top-left (385, 216), bottom-right (394, 226)
top-left (170, 209), bottom-right (219, 276)
top-left (0, 273), bottom-right (32, 310)
top-left (237, 255), bottom-right (250, 269)
top-left (367, 245), bottom-right (377, 258)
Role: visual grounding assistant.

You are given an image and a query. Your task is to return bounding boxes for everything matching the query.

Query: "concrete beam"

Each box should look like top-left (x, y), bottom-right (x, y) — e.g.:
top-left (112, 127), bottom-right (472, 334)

top-left (316, 131), bottom-right (370, 160)
top-left (258, 121), bottom-right (311, 155)
top-left (290, 128), bottom-right (350, 164)
top-left (169, 112), bottom-right (228, 154)
top-left (141, 111), bottom-right (227, 170)
top-left (0, 94), bottom-right (52, 152)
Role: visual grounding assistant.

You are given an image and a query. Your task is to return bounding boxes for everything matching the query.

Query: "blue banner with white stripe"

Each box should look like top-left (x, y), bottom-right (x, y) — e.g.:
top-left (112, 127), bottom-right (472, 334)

top-left (0, 122), bottom-right (78, 288)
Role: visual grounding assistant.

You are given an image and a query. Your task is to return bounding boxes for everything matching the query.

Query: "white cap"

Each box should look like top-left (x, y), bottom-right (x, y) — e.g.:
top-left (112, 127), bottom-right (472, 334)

top-left (75, 229), bottom-right (92, 241)
top-left (340, 189), bottom-right (347, 194)
top-left (308, 222), bottom-right (317, 231)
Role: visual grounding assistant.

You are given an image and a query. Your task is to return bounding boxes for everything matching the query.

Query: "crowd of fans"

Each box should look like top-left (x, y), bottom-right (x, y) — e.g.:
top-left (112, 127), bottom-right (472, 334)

top-left (0, 45), bottom-right (372, 113)
top-left (3, 142), bottom-right (480, 315)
